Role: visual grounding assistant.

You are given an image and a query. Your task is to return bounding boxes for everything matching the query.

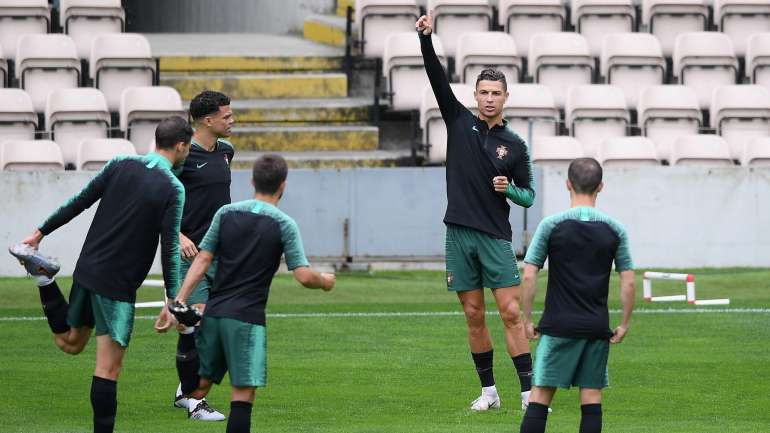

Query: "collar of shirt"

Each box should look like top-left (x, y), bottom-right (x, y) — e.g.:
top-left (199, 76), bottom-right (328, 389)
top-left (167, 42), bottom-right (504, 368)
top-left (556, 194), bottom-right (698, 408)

top-left (191, 137), bottom-right (220, 153)
top-left (145, 152), bottom-right (174, 170)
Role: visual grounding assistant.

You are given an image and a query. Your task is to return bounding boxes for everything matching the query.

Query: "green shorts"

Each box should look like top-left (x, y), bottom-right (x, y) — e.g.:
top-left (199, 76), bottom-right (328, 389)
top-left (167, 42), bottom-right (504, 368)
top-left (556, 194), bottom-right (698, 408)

top-left (445, 223), bottom-right (520, 291)
top-left (180, 256), bottom-right (216, 305)
top-left (66, 281), bottom-right (135, 348)
top-left (533, 335), bottom-right (610, 389)
top-left (196, 316), bottom-right (267, 388)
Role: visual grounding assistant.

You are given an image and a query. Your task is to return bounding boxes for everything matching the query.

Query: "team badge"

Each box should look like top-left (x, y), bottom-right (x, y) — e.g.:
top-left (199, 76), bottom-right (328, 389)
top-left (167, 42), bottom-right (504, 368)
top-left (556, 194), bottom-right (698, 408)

top-left (496, 145), bottom-right (508, 160)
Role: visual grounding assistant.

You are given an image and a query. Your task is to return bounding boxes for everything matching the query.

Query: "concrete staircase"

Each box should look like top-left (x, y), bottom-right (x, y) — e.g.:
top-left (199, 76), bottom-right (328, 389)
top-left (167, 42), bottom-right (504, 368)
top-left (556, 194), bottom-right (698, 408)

top-left (303, 0), bottom-right (354, 48)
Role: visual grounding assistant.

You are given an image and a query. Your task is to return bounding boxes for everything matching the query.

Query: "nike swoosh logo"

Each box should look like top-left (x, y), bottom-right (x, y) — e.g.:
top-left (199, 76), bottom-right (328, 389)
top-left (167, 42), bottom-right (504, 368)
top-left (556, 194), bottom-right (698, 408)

top-left (196, 163), bottom-right (208, 169)
top-left (472, 126), bottom-right (479, 132)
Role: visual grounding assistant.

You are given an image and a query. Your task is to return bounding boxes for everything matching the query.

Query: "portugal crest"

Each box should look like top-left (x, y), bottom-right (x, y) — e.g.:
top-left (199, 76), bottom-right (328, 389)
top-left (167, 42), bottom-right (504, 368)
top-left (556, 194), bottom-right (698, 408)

top-left (496, 145), bottom-right (508, 160)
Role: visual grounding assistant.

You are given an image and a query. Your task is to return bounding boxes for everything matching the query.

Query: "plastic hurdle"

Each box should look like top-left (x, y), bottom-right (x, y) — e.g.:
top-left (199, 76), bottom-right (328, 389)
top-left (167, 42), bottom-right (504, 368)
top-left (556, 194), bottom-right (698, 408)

top-left (642, 272), bottom-right (730, 305)
top-left (135, 279), bottom-right (165, 308)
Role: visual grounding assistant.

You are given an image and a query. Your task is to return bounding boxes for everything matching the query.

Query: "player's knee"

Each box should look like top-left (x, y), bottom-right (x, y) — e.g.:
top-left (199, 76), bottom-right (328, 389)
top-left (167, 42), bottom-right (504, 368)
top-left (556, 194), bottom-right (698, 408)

top-left (463, 304), bottom-right (486, 327)
top-left (501, 304), bottom-right (522, 327)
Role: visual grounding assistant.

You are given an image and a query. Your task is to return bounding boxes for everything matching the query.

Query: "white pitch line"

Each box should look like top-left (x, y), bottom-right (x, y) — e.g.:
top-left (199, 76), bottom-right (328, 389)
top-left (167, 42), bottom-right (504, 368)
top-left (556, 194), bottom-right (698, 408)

top-left (1, 308), bottom-right (769, 322)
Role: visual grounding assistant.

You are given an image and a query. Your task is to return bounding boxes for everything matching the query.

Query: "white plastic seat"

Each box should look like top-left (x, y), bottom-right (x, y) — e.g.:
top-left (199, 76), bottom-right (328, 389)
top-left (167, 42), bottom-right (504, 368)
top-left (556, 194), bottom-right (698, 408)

top-left (638, 85), bottom-right (701, 162)
top-left (642, 0), bottom-right (708, 57)
top-left (420, 84), bottom-right (478, 163)
top-left (530, 136), bottom-right (585, 167)
top-left (714, 0), bottom-right (770, 58)
top-left (355, 0), bottom-right (420, 58)
top-left (504, 84), bottom-right (560, 138)
top-left (45, 88), bottom-right (110, 167)
top-left (15, 34), bottom-right (80, 113)
top-left (120, 86), bottom-right (184, 154)
top-left (91, 33), bottom-right (155, 112)
top-left (1, 139), bottom-right (63, 171)
top-left (456, 32), bottom-right (520, 86)
top-left (383, 32), bottom-right (448, 111)
top-left (529, 32), bottom-right (594, 108)
top-left (572, 0), bottom-right (637, 57)
top-left (601, 33), bottom-right (666, 109)
top-left (0, 0), bottom-right (50, 61)
top-left (741, 136), bottom-right (770, 166)
top-left (60, 0), bottom-right (125, 59)
top-left (77, 138), bottom-right (136, 170)
top-left (747, 33), bottom-right (770, 89)
top-left (711, 85), bottom-right (770, 160)
top-left (670, 135), bottom-right (734, 165)
top-left (673, 32), bottom-right (738, 110)
top-left (498, 0), bottom-right (565, 59)
top-left (598, 136), bottom-right (660, 166)
top-left (0, 89), bottom-right (37, 142)
top-left (565, 85), bottom-right (630, 157)
top-left (428, 0), bottom-right (492, 57)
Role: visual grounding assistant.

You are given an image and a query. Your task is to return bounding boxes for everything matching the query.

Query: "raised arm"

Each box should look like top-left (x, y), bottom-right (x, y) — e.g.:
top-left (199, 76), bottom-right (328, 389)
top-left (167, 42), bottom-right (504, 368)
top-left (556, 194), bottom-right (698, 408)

top-left (417, 12), bottom-right (464, 124)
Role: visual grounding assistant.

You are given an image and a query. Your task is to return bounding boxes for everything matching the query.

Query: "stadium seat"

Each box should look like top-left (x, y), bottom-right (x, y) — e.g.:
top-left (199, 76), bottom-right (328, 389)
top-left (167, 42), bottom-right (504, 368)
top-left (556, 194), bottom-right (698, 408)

top-left (16, 34), bottom-right (80, 113)
top-left (1, 139), bottom-right (64, 171)
top-left (420, 84), bottom-right (478, 163)
top-left (0, 89), bottom-right (37, 142)
top-left (76, 138), bottom-right (136, 171)
top-left (530, 136), bottom-right (585, 167)
top-left (120, 86), bottom-right (184, 154)
top-left (0, 43), bottom-right (7, 87)
top-left (498, 0), bottom-right (565, 59)
top-left (428, 0), bottom-right (493, 57)
top-left (673, 32), bottom-right (738, 110)
top-left (0, 0), bottom-right (50, 61)
top-left (91, 33), bottom-right (155, 112)
top-left (565, 85), bottom-right (630, 157)
top-left (572, 0), bottom-right (637, 57)
top-left (710, 85), bottom-right (770, 160)
top-left (601, 33), bottom-right (666, 109)
top-left (60, 0), bottom-right (125, 59)
top-left (598, 136), bottom-right (660, 166)
top-left (746, 33), bottom-right (770, 89)
top-left (503, 84), bottom-right (560, 138)
top-left (383, 32), bottom-right (448, 111)
top-left (355, 0), bottom-right (420, 59)
top-left (45, 88), bottom-right (110, 168)
top-left (670, 135), bottom-right (734, 166)
top-left (456, 32), bottom-right (520, 86)
top-left (713, 0), bottom-right (770, 58)
top-left (638, 85), bottom-right (701, 162)
top-left (529, 32), bottom-right (593, 109)
top-left (641, 0), bottom-right (708, 58)
top-left (741, 136), bottom-right (770, 166)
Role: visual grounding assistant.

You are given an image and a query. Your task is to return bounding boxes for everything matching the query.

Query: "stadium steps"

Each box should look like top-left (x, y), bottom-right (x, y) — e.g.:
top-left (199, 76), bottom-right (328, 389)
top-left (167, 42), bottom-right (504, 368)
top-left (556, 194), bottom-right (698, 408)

top-left (159, 55), bottom-right (343, 73)
top-left (231, 150), bottom-right (413, 169)
top-left (234, 125), bottom-right (378, 152)
top-left (160, 72), bottom-right (348, 100)
top-left (303, 14), bottom-right (349, 48)
top-left (225, 98), bottom-right (373, 123)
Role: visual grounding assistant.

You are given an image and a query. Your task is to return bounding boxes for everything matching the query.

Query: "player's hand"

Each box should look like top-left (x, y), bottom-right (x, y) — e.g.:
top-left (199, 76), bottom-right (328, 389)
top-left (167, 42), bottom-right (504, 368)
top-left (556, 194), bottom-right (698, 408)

top-left (492, 176), bottom-right (509, 193)
top-left (154, 303), bottom-right (176, 333)
top-left (610, 325), bottom-right (628, 344)
top-left (524, 321), bottom-right (539, 340)
top-left (20, 229), bottom-right (44, 250)
top-left (320, 272), bottom-right (336, 292)
top-left (179, 233), bottom-right (198, 259)
top-left (416, 10), bottom-right (433, 35)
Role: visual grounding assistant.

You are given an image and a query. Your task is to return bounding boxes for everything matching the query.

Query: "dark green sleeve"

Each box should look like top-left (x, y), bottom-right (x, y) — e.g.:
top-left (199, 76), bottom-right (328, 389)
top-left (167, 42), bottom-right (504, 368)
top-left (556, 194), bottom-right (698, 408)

top-left (504, 140), bottom-right (535, 208)
top-left (280, 218), bottom-right (310, 270)
top-left (160, 178), bottom-right (185, 298)
top-left (614, 226), bottom-right (634, 272)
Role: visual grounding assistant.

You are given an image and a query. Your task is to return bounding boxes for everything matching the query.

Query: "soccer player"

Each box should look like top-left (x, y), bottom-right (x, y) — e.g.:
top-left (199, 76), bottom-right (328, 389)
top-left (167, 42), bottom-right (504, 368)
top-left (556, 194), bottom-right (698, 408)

top-left (416, 13), bottom-right (537, 411)
top-left (168, 90), bottom-right (235, 419)
top-left (519, 158), bottom-right (636, 433)
top-left (172, 154), bottom-right (335, 432)
top-left (8, 116), bottom-right (192, 433)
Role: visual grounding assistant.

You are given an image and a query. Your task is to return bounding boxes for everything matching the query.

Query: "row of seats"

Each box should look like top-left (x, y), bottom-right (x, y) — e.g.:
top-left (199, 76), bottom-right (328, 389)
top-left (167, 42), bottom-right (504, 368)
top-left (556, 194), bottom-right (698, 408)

top-left (0, 86), bottom-right (184, 166)
top-left (356, 0), bottom-right (770, 58)
top-left (420, 83), bottom-right (770, 163)
top-left (0, 138), bottom-right (136, 171)
top-left (0, 0), bottom-right (124, 59)
top-left (383, 31), bottom-right (770, 110)
top-left (531, 135), bottom-right (770, 167)
top-left (0, 33), bottom-right (155, 111)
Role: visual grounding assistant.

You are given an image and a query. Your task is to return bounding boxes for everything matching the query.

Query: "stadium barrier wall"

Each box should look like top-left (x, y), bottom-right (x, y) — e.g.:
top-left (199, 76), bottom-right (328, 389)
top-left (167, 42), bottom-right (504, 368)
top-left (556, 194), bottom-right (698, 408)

top-left (1, 166), bottom-right (768, 276)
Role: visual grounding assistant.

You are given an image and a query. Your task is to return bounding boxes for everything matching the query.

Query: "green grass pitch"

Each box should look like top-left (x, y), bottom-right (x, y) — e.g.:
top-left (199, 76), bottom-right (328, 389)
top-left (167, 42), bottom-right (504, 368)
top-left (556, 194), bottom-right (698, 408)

top-left (1, 269), bottom-right (769, 432)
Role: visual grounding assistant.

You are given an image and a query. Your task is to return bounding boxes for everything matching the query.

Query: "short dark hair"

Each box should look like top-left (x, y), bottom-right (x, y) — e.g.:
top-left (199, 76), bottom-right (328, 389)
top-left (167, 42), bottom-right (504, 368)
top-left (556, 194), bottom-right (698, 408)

top-left (475, 68), bottom-right (507, 91)
top-left (568, 158), bottom-right (603, 194)
top-left (189, 90), bottom-right (231, 121)
top-left (252, 154), bottom-right (288, 195)
top-left (155, 116), bottom-right (193, 150)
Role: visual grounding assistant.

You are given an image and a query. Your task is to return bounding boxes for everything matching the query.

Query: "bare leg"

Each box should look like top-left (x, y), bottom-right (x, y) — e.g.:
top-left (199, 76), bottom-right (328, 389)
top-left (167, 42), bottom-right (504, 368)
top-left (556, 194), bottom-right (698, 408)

top-left (190, 377), bottom-right (214, 400)
top-left (91, 335), bottom-right (125, 433)
top-left (457, 289), bottom-right (492, 353)
top-left (491, 286), bottom-right (529, 357)
top-left (53, 326), bottom-right (93, 354)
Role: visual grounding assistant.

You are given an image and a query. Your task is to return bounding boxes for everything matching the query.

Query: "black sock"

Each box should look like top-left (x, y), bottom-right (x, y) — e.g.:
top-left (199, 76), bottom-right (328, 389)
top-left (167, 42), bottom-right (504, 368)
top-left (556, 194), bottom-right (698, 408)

top-left (512, 353), bottom-right (533, 392)
top-left (520, 402), bottom-right (549, 433)
top-left (176, 330), bottom-right (200, 395)
top-left (226, 401), bottom-right (253, 433)
top-left (580, 403), bottom-right (603, 433)
top-left (38, 281), bottom-right (70, 334)
top-left (471, 350), bottom-right (495, 388)
top-left (91, 376), bottom-right (117, 433)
